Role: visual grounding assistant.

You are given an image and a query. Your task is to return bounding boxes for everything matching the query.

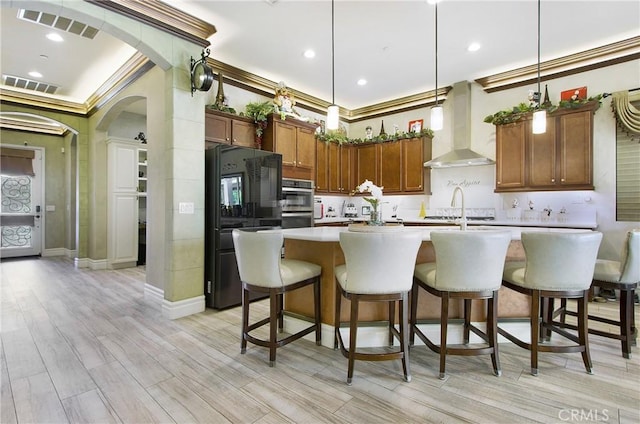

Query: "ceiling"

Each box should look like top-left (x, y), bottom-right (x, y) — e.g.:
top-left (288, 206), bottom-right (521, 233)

top-left (1, 0), bottom-right (639, 118)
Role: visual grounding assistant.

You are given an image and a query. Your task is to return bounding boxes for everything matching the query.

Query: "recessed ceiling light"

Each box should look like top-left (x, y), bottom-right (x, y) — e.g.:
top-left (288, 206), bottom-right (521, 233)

top-left (28, 71), bottom-right (43, 78)
top-left (303, 49), bottom-right (315, 59)
top-left (357, 79), bottom-right (367, 86)
top-left (467, 42), bottom-right (481, 52)
top-left (46, 32), bottom-right (63, 42)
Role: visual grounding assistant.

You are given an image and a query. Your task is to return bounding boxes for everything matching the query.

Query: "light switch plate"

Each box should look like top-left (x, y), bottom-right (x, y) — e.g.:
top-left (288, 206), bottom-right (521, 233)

top-left (178, 202), bottom-right (195, 214)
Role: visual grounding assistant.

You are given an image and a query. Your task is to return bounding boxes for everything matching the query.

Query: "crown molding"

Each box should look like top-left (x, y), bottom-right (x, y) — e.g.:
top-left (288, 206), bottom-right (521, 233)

top-left (84, 0), bottom-right (215, 48)
top-left (0, 52), bottom-right (152, 116)
top-left (0, 116), bottom-right (67, 135)
top-left (476, 36), bottom-right (640, 93)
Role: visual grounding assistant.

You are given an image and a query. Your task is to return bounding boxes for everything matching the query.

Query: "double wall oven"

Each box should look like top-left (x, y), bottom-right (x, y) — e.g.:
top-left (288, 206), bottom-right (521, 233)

top-left (281, 178), bottom-right (314, 229)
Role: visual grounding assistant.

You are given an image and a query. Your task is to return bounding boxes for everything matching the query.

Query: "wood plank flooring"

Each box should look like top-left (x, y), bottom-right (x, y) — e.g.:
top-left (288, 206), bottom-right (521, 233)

top-left (1, 256), bottom-right (638, 423)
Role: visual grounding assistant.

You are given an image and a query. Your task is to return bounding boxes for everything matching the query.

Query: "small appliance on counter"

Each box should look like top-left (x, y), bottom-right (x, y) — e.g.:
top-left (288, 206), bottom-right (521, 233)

top-left (325, 206), bottom-right (337, 217)
top-left (314, 197), bottom-right (323, 219)
top-left (344, 202), bottom-right (358, 218)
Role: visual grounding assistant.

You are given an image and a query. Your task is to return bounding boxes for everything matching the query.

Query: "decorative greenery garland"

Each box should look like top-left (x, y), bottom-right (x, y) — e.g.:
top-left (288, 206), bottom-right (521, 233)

top-left (316, 128), bottom-right (434, 145)
top-left (483, 94), bottom-right (603, 125)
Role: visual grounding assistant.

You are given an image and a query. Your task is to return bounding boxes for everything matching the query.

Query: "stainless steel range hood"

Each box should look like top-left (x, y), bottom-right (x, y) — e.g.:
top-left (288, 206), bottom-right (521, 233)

top-left (424, 81), bottom-right (495, 168)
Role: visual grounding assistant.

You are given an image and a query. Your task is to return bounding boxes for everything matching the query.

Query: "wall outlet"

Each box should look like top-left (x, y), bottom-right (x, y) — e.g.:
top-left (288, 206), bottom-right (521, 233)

top-left (178, 202), bottom-right (195, 214)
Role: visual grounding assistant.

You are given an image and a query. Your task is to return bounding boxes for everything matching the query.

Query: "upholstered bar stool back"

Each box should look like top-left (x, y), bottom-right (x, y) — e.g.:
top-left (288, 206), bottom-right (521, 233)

top-left (411, 230), bottom-right (511, 379)
top-left (334, 230), bottom-right (422, 385)
top-left (561, 229), bottom-right (639, 358)
top-left (499, 231), bottom-right (602, 376)
top-left (233, 229), bottom-right (321, 366)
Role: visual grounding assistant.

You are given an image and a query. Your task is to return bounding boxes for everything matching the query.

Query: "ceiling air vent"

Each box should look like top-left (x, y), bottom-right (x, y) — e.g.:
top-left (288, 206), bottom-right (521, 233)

top-left (18, 9), bottom-right (99, 39)
top-left (3, 75), bottom-right (58, 94)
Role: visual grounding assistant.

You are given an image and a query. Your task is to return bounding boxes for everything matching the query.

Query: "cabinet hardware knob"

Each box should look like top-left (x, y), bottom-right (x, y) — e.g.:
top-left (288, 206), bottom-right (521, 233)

top-left (561, 178), bottom-right (565, 182)
top-left (551, 179), bottom-right (555, 182)
top-left (226, 138), bottom-right (230, 141)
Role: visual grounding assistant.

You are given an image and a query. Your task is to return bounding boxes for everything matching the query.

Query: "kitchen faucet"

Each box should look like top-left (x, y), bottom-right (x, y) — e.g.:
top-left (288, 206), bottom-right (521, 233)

top-left (451, 186), bottom-right (467, 231)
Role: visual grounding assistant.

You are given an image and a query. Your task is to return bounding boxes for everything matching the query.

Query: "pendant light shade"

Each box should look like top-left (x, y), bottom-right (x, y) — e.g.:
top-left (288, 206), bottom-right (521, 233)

top-left (326, 0), bottom-right (339, 130)
top-left (430, 1), bottom-right (443, 131)
top-left (327, 105), bottom-right (339, 130)
top-left (430, 106), bottom-right (443, 131)
top-left (533, 0), bottom-right (546, 134)
top-left (532, 110), bottom-right (546, 134)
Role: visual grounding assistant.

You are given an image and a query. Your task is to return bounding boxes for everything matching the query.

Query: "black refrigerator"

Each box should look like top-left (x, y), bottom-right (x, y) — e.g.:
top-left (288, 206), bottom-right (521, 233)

top-left (205, 145), bottom-right (282, 309)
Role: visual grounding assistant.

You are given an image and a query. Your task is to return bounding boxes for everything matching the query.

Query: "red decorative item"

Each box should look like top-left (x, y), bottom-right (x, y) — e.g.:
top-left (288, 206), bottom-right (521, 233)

top-left (561, 86), bottom-right (587, 101)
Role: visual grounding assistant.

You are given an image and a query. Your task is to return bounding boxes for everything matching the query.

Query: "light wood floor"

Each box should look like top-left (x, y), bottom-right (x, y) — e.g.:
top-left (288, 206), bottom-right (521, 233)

top-left (1, 256), bottom-right (639, 424)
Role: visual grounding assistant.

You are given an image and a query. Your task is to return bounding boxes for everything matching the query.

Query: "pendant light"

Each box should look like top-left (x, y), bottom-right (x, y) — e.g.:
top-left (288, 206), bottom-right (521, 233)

top-left (326, 0), bottom-right (339, 130)
top-left (532, 0), bottom-right (546, 134)
top-left (430, 0), bottom-right (443, 131)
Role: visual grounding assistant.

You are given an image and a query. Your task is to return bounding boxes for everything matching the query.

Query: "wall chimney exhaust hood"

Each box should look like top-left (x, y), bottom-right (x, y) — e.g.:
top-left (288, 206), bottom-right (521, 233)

top-left (424, 81), bottom-right (495, 168)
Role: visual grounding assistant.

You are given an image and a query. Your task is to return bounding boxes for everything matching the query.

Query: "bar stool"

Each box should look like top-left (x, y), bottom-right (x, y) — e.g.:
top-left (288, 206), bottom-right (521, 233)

top-left (334, 230), bottom-right (422, 385)
top-left (232, 229), bottom-right (321, 367)
top-left (557, 229), bottom-right (639, 358)
top-left (499, 231), bottom-right (602, 376)
top-left (411, 230), bottom-right (511, 379)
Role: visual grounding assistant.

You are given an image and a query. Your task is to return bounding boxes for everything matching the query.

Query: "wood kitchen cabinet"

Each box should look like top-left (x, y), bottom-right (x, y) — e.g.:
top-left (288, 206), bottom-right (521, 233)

top-left (205, 109), bottom-right (256, 149)
top-left (402, 136), bottom-right (430, 193)
top-left (328, 142), bottom-right (353, 193)
top-left (315, 140), bottom-right (329, 192)
top-left (262, 114), bottom-right (318, 180)
top-left (495, 103), bottom-right (596, 192)
top-left (315, 141), bottom-right (353, 194)
top-left (354, 143), bottom-right (378, 186)
top-left (378, 140), bottom-right (402, 193)
top-left (496, 121), bottom-right (527, 190)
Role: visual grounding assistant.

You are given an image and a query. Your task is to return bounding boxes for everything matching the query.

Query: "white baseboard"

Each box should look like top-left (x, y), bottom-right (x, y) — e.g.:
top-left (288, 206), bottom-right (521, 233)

top-left (284, 316), bottom-right (532, 349)
top-left (73, 258), bottom-right (107, 269)
top-left (65, 249), bottom-right (77, 258)
top-left (162, 295), bottom-right (205, 320)
top-left (42, 248), bottom-right (65, 257)
top-left (144, 283), bottom-right (164, 303)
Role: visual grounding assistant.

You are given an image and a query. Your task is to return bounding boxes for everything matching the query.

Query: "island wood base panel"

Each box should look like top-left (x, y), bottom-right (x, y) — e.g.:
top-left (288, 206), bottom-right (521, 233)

top-left (284, 239), bottom-right (529, 326)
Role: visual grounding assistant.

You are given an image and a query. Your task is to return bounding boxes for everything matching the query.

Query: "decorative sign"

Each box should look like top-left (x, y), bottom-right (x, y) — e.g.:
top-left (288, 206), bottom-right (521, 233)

top-left (561, 86), bottom-right (587, 101)
top-left (447, 179), bottom-right (481, 188)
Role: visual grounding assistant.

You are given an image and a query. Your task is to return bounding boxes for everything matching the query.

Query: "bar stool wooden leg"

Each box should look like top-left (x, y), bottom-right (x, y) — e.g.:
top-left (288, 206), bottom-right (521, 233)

top-left (488, 292), bottom-right (501, 376)
top-left (269, 290), bottom-right (278, 367)
top-left (578, 291), bottom-right (593, 373)
top-left (531, 291), bottom-right (540, 376)
top-left (241, 286), bottom-right (250, 354)
top-left (400, 293), bottom-right (411, 382)
top-left (439, 293), bottom-right (450, 379)
top-left (314, 278), bottom-right (322, 346)
top-left (347, 294), bottom-right (360, 385)
top-left (463, 299), bottom-right (471, 345)
top-left (334, 282), bottom-right (341, 350)
top-left (410, 283), bottom-right (418, 345)
top-left (389, 301), bottom-right (396, 346)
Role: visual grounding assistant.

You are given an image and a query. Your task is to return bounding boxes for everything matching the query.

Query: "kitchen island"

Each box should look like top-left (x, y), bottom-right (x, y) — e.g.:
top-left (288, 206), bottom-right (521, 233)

top-left (278, 226), bottom-right (592, 340)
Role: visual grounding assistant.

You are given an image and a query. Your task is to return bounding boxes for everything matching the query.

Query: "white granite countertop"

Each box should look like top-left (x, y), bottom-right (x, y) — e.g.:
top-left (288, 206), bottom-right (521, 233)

top-left (314, 216), bottom-right (596, 229)
top-left (273, 225), bottom-right (592, 243)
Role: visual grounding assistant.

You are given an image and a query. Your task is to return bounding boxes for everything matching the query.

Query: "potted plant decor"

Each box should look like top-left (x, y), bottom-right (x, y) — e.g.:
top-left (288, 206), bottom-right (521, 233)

top-left (245, 101), bottom-right (275, 148)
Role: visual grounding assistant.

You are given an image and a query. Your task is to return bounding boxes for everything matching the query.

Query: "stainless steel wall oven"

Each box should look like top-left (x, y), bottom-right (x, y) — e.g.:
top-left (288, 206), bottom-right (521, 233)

top-left (281, 178), bottom-right (314, 229)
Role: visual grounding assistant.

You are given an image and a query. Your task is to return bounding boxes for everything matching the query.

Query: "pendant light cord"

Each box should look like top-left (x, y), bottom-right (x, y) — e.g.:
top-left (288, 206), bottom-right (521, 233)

top-left (537, 0), bottom-right (541, 108)
top-left (331, 0), bottom-right (335, 105)
top-left (434, 1), bottom-right (438, 107)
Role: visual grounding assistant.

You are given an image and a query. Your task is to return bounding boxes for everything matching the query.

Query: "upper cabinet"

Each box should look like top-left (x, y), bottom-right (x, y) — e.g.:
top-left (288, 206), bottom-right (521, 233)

top-left (262, 114), bottom-right (318, 180)
top-left (316, 136), bottom-right (431, 195)
top-left (205, 109), bottom-right (256, 149)
top-left (495, 104), bottom-right (596, 192)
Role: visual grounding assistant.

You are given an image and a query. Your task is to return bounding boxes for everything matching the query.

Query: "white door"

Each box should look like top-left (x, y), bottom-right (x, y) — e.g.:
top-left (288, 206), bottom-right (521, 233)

top-left (1, 149), bottom-right (43, 258)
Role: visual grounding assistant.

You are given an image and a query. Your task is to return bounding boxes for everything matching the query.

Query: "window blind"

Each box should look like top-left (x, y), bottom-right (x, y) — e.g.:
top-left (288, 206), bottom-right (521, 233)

top-left (616, 99), bottom-right (640, 221)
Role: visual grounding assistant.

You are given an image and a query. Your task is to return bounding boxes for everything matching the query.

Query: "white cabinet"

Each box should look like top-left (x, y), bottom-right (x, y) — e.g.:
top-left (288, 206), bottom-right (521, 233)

top-left (107, 138), bottom-right (146, 268)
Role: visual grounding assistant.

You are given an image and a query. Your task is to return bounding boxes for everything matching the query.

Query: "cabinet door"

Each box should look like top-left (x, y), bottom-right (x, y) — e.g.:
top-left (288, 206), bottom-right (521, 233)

top-left (528, 118), bottom-right (557, 187)
top-left (402, 137), bottom-right (424, 192)
top-left (378, 141), bottom-right (402, 192)
top-left (295, 127), bottom-right (316, 170)
top-left (110, 194), bottom-right (139, 265)
top-left (315, 141), bottom-right (329, 193)
top-left (328, 142), bottom-right (341, 193)
top-left (205, 113), bottom-right (231, 144)
top-left (496, 122), bottom-right (526, 191)
top-left (559, 110), bottom-right (593, 187)
top-left (355, 143), bottom-right (378, 186)
top-left (274, 122), bottom-right (297, 166)
top-left (339, 144), bottom-right (353, 193)
top-left (231, 120), bottom-right (255, 148)
top-left (110, 143), bottom-right (138, 193)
